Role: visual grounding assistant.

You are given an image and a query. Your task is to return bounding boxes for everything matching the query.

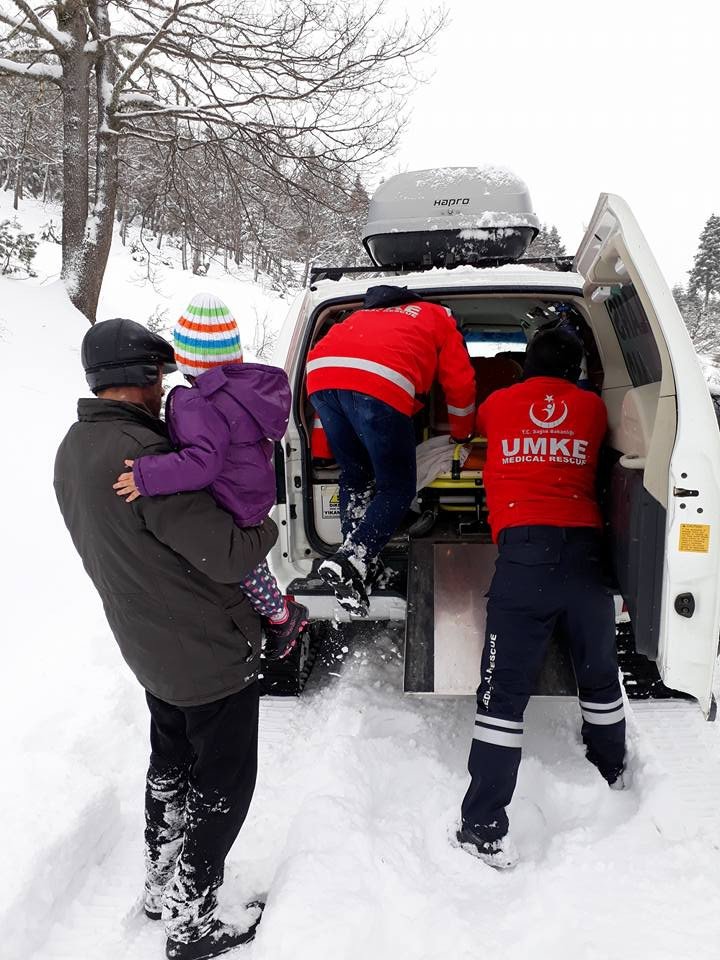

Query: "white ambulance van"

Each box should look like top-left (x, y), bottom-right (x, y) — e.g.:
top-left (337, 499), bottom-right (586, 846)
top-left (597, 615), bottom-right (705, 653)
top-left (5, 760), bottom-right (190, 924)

top-left (266, 167), bottom-right (720, 718)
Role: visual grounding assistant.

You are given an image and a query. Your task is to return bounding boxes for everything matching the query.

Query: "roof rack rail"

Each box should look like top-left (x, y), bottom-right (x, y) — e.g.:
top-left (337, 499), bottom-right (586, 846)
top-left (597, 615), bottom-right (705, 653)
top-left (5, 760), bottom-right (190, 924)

top-left (309, 256), bottom-right (575, 286)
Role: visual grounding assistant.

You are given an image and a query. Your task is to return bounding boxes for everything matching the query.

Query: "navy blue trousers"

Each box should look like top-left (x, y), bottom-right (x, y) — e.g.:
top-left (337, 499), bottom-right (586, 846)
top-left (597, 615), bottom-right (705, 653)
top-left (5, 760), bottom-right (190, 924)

top-left (461, 526), bottom-right (626, 841)
top-left (310, 389), bottom-right (417, 563)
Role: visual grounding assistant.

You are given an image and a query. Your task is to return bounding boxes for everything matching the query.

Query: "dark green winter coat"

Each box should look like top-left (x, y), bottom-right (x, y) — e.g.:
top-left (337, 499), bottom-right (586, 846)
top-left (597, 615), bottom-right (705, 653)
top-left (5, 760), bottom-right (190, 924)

top-left (54, 398), bottom-right (278, 707)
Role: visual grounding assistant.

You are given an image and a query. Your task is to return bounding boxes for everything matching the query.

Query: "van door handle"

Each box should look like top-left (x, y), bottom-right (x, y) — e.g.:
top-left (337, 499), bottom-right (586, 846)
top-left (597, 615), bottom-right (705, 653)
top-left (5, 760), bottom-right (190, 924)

top-left (673, 487), bottom-right (700, 498)
top-left (619, 454), bottom-right (646, 470)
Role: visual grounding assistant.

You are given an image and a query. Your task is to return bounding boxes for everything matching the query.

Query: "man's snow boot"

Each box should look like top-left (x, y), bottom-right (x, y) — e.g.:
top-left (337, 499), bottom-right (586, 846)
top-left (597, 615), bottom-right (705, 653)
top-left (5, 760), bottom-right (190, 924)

top-left (365, 557), bottom-right (387, 592)
top-left (318, 553), bottom-right (369, 617)
top-left (262, 599), bottom-right (309, 660)
top-left (165, 904), bottom-right (264, 960)
top-left (456, 827), bottom-right (519, 870)
top-left (608, 767), bottom-right (629, 791)
top-left (144, 883), bottom-right (164, 919)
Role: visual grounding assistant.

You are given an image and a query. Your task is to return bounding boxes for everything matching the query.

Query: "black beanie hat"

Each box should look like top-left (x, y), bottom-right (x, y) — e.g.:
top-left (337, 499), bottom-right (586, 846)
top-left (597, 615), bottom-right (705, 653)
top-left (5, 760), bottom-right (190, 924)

top-left (523, 328), bottom-right (583, 383)
top-left (363, 285), bottom-right (425, 310)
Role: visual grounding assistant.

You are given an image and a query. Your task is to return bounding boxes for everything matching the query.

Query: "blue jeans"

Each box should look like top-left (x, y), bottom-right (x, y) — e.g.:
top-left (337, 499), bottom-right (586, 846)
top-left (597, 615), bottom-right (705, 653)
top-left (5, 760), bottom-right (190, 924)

top-left (310, 389), bottom-right (417, 564)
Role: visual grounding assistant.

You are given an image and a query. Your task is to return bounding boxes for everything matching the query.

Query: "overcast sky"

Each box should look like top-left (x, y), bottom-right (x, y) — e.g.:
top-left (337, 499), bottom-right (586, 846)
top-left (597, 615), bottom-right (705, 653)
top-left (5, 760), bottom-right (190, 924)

top-left (382, 0), bottom-right (716, 287)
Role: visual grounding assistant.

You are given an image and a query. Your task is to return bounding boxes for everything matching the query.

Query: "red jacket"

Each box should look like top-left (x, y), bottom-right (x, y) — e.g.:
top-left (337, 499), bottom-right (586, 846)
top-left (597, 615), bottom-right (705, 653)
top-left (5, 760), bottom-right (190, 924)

top-left (306, 301), bottom-right (476, 439)
top-left (477, 376), bottom-right (607, 541)
top-left (310, 413), bottom-right (334, 460)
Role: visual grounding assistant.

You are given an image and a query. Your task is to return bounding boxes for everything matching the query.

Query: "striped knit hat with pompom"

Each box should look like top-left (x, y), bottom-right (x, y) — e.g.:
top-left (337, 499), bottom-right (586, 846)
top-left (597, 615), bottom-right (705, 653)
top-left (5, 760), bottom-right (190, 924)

top-left (173, 292), bottom-right (243, 376)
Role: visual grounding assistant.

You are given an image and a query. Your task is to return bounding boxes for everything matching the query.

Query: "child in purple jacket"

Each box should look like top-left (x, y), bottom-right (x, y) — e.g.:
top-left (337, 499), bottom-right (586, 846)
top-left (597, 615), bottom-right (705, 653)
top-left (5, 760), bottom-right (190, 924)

top-left (113, 292), bottom-right (307, 659)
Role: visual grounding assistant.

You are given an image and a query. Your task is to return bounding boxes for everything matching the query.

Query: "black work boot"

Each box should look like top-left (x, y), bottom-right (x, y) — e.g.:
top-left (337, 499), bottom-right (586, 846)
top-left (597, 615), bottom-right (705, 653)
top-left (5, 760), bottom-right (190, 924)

top-left (318, 553), bottom-right (369, 617)
top-left (165, 904), bottom-right (264, 960)
top-left (262, 599), bottom-right (309, 660)
top-left (456, 827), bottom-right (519, 870)
top-left (607, 766), bottom-right (629, 791)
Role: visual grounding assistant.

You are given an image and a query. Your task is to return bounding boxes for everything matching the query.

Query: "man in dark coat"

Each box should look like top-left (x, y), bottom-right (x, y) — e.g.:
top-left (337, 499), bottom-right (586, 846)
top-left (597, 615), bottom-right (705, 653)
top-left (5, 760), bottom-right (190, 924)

top-left (54, 318), bottom-right (277, 960)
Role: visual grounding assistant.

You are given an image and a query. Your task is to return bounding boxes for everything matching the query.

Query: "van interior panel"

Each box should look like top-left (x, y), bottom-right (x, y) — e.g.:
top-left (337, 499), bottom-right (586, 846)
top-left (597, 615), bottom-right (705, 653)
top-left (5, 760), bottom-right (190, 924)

top-left (614, 383), bottom-right (660, 458)
top-left (609, 463), bottom-right (666, 659)
top-left (404, 539), bottom-right (578, 696)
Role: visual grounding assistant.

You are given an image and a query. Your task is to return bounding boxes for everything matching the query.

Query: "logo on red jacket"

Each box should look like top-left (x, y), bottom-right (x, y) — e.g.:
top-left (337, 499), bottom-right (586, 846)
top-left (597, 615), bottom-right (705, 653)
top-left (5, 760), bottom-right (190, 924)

top-left (500, 392), bottom-right (589, 465)
top-left (529, 394), bottom-right (568, 429)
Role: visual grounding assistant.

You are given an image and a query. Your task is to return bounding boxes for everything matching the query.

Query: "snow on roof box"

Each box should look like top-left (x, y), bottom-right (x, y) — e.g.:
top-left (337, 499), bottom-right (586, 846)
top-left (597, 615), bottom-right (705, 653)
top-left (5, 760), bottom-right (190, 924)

top-left (362, 166), bottom-right (540, 270)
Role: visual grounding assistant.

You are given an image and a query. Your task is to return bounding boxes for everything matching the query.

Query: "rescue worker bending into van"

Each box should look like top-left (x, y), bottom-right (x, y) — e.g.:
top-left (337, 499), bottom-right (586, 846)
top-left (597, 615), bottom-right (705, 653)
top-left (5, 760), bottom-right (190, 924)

top-left (457, 328), bottom-right (626, 870)
top-left (307, 284), bottom-right (476, 615)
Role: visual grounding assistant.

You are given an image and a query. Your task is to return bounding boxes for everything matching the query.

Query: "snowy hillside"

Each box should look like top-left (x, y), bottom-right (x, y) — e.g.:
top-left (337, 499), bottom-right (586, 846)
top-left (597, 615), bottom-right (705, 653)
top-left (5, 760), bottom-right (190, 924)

top-left (0, 192), bottom-right (292, 356)
top-left (2, 199), bottom-right (720, 960)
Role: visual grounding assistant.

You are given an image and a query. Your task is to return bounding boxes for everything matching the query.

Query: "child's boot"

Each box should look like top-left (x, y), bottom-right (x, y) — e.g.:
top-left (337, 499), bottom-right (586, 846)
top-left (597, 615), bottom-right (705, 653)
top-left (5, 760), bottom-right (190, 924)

top-left (262, 598), bottom-right (309, 659)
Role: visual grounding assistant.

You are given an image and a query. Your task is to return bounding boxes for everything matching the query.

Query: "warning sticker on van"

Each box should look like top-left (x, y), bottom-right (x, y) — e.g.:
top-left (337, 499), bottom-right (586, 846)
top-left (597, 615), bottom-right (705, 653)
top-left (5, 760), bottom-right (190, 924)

top-left (321, 485), bottom-right (340, 519)
top-left (679, 523), bottom-right (711, 553)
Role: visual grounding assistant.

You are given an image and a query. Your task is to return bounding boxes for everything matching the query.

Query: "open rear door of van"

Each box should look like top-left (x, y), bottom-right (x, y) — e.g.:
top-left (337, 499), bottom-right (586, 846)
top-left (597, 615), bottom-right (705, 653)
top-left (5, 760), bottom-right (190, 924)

top-left (575, 193), bottom-right (720, 716)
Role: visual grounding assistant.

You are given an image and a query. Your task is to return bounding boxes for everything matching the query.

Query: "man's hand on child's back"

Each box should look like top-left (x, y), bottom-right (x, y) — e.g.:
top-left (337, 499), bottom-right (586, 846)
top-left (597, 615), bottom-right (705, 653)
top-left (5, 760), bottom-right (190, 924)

top-left (113, 459), bottom-right (141, 502)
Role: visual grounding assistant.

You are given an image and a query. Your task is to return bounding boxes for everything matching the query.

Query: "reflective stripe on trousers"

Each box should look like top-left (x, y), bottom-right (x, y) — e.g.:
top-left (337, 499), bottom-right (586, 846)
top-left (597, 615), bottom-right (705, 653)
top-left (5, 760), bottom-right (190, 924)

top-left (580, 696), bottom-right (625, 726)
top-left (473, 714), bottom-right (524, 749)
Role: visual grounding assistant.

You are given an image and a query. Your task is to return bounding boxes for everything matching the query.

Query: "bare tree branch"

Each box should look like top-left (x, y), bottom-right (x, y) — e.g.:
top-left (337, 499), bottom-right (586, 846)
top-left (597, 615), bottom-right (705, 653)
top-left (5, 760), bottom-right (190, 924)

top-left (109, 0), bottom-right (185, 111)
top-left (10, 0), bottom-right (70, 53)
top-left (0, 9), bottom-right (40, 38)
top-left (0, 0), bottom-right (444, 319)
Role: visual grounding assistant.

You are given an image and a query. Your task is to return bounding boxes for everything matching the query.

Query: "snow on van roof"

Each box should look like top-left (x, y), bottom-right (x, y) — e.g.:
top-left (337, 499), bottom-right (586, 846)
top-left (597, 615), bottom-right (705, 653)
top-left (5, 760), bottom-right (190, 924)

top-left (309, 265), bottom-right (584, 302)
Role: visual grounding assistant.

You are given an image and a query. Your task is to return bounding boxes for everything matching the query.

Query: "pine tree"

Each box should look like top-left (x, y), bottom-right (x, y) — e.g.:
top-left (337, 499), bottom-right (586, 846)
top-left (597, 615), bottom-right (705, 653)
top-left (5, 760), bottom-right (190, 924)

top-left (0, 218), bottom-right (38, 277)
top-left (526, 223), bottom-right (567, 262)
top-left (688, 215), bottom-right (720, 308)
top-left (673, 284), bottom-right (703, 339)
top-left (673, 282), bottom-right (720, 353)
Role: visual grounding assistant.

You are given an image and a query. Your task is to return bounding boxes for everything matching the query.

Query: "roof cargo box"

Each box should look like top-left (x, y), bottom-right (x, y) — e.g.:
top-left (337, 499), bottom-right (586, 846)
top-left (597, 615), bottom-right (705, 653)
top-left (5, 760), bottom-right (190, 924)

top-left (362, 166), bottom-right (540, 270)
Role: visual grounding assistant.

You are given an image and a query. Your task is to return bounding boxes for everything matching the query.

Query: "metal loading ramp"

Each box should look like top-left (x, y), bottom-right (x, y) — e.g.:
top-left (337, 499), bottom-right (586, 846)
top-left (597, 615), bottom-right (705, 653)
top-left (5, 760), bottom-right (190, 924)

top-left (404, 539), bottom-right (577, 696)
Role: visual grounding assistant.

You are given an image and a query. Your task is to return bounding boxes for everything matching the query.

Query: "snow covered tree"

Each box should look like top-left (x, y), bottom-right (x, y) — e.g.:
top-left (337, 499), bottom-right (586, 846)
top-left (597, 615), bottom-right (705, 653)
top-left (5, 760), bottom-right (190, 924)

top-left (688, 214), bottom-right (720, 309)
top-left (673, 282), bottom-right (720, 353)
top-left (0, 1), bottom-right (443, 321)
top-left (285, 157), bottom-right (371, 284)
top-left (526, 223), bottom-right (566, 269)
top-left (0, 217), bottom-right (37, 275)
top-left (0, 75), bottom-right (62, 206)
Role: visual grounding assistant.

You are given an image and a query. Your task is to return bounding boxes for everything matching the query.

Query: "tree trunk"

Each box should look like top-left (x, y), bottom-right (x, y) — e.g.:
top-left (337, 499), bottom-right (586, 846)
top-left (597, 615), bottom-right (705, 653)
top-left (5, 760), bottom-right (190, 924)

top-left (120, 202), bottom-right (128, 245)
top-left (61, 2), bottom-right (120, 321)
top-left (41, 164), bottom-right (51, 203)
top-left (13, 155), bottom-right (23, 210)
top-left (57, 2), bottom-right (121, 322)
top-left (192, 234), bottom-right (202, 275)
top-left (58, 5), bottom-right (92, 313)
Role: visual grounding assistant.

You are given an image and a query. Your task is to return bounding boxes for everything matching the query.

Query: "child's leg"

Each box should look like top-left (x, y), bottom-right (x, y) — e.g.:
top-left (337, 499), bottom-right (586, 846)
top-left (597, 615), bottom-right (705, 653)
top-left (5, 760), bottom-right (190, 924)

top-left (240, 561), bottom-right (288, 622)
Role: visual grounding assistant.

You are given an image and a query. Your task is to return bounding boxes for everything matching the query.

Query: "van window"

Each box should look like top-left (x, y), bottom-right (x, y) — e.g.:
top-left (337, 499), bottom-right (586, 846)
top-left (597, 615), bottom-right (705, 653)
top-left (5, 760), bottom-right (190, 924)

top-left (605, 286), bottom-right (662, 387)
top-left (464, 329), bottom-right (526, 358)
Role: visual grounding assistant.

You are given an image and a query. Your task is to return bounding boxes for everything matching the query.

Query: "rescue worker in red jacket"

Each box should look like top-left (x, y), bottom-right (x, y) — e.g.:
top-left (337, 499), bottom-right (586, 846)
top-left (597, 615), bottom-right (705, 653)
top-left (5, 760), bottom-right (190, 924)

top-left (307, 284), bottom-right (475, 615)
top-left (457, 328), bottom-right (626, 870)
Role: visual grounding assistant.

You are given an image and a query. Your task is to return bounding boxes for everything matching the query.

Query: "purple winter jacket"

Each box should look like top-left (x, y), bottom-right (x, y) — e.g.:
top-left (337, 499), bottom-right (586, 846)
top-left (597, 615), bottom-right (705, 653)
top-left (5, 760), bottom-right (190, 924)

top-left (134, 363), bottom-right (291, 527)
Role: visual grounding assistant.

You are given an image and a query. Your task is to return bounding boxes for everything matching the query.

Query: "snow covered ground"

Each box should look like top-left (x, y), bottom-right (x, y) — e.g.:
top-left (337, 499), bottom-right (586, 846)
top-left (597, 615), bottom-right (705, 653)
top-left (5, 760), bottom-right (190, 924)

top-left (0, 192), bottom-right (292, 356)
top-left (2, 197), bottom-right (720, 960)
